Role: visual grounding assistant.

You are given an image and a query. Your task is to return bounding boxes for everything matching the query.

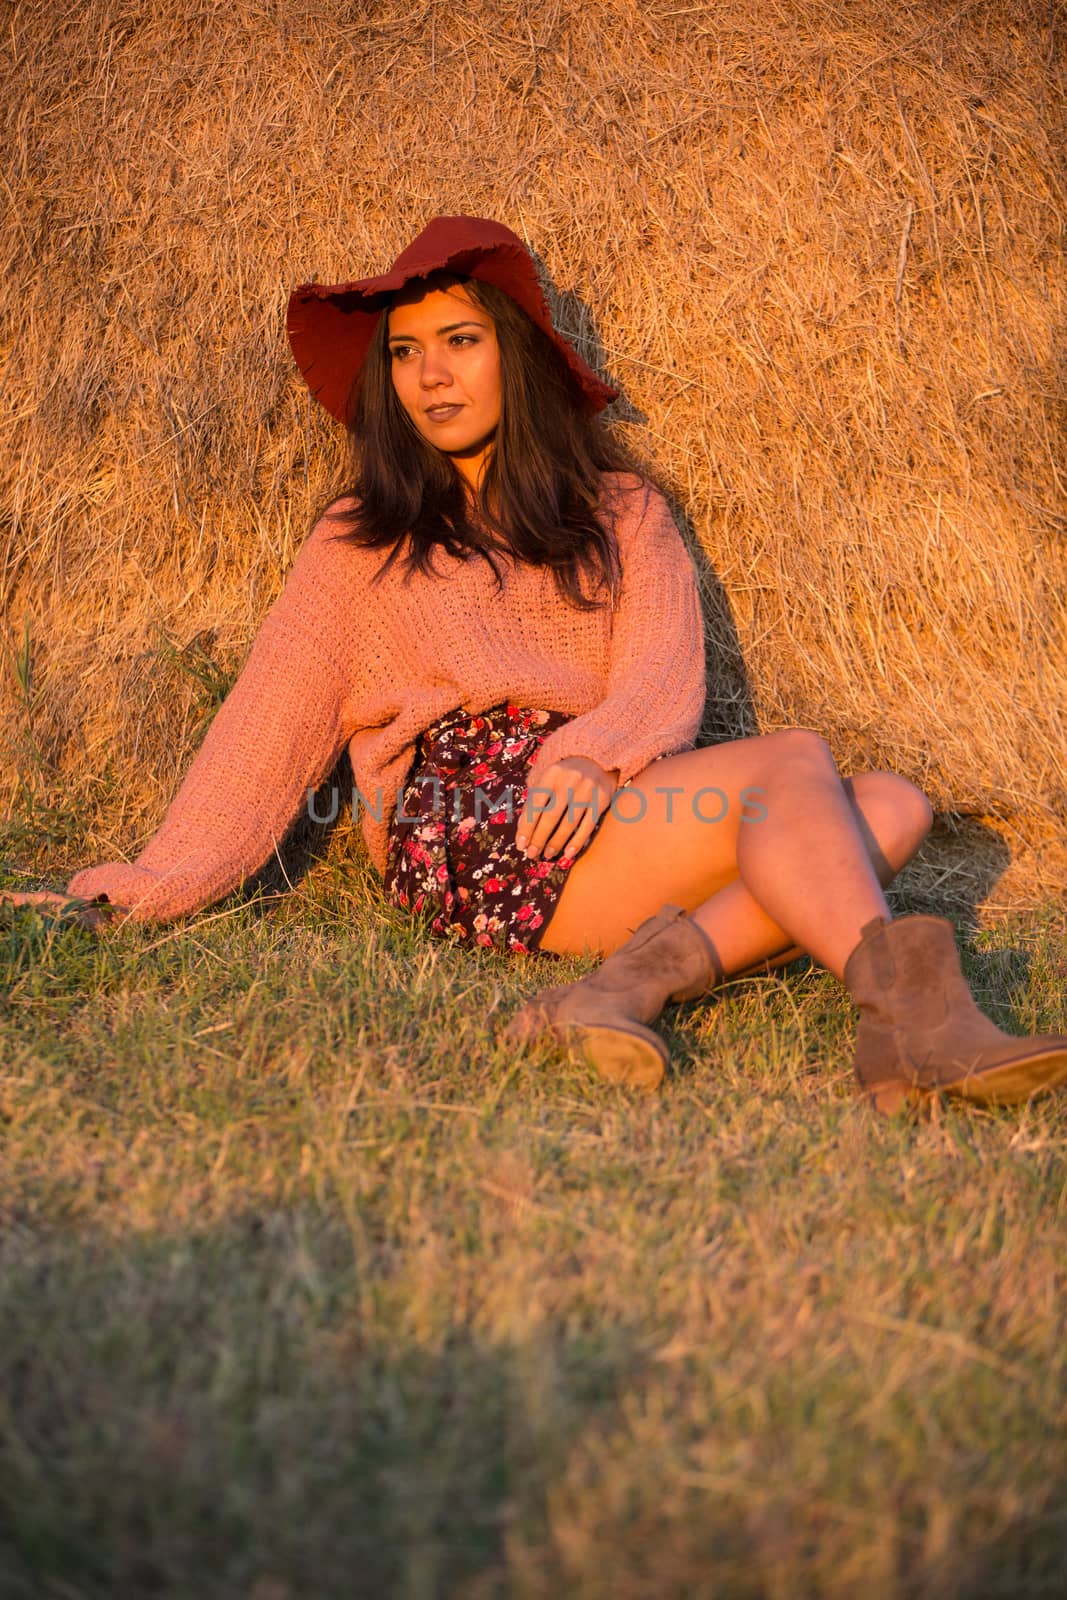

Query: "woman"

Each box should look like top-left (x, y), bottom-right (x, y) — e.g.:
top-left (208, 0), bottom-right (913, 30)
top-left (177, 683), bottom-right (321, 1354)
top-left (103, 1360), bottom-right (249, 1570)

top-left (9, 216), bottom-right (1066, 1111)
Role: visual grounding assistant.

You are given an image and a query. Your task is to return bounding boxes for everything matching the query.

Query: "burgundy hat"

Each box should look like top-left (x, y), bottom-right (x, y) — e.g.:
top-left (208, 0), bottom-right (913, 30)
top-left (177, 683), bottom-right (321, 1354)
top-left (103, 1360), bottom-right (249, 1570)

top-left (286, 215), bottom-right (618, 426)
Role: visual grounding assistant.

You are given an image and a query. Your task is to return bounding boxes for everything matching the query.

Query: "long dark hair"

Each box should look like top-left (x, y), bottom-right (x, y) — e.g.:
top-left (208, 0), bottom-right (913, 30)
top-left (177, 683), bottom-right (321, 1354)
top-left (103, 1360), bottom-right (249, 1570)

top-left (324, 274), bottom-right (636, 610)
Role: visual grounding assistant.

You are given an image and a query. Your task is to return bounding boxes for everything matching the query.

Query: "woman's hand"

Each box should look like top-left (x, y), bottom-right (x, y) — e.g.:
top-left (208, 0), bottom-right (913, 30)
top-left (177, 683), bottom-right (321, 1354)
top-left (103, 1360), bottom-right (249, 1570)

top-left (0, 891), bottom-right (115, 930)
top-left (517, 756), bottom-right (618, 863)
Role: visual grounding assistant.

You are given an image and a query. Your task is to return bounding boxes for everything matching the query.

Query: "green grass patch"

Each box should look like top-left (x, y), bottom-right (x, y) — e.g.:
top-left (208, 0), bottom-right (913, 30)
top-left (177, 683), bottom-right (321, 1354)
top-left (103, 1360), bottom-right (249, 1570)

top-left (1, 867), bottom-right (1065, 1598)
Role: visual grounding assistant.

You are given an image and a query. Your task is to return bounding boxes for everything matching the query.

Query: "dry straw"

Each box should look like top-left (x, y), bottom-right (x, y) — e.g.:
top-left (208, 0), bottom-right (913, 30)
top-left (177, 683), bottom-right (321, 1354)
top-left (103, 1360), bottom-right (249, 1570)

top-left (2, 0), bottom-right (1064, 900)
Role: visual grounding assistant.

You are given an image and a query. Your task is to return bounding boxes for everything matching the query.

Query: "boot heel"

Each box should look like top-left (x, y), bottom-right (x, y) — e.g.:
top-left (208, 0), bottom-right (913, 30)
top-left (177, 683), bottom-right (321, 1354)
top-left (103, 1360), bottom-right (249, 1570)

top-left (504, 902), bottom-right (721, 1084)
top-left (562, 1022), bottom-right (668, 1091)
top-left (867, 1080), bottom-right (923, 1116)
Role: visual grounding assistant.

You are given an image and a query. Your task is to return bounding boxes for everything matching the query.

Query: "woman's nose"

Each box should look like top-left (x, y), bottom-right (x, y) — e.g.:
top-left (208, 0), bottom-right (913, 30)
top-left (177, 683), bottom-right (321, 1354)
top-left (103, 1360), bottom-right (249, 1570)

top-left (419, 347), bottom-right (452, 388)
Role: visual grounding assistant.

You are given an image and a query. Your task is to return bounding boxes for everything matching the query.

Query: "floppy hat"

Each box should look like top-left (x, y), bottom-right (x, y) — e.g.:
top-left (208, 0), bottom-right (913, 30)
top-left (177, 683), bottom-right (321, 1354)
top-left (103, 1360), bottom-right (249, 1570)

top-left (286, 215), bottom-right (618, 426)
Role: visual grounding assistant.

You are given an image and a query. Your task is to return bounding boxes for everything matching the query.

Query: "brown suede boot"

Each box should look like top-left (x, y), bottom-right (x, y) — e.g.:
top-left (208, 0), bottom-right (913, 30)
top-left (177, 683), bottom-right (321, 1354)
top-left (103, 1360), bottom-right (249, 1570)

top-left (843, 914), bottom-right (1067, 1112)
top-left (504, 903), bottom-right (723, 1089)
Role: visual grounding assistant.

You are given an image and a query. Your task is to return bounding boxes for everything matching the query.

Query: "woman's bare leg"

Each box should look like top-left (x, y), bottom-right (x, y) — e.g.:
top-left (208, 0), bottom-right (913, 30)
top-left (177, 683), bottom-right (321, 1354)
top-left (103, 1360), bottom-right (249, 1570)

top-left (688, 767), bottom-right (932, 978)
top-left (535, 731), bottom-right (933, 980)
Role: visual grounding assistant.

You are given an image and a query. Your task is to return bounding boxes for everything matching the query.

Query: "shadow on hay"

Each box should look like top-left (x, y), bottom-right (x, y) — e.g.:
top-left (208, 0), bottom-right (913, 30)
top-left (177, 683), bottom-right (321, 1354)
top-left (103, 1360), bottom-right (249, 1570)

top-left (891, 816), bottom-right (1012, 938)
top-left (547, 267), bottom-right (762, 753)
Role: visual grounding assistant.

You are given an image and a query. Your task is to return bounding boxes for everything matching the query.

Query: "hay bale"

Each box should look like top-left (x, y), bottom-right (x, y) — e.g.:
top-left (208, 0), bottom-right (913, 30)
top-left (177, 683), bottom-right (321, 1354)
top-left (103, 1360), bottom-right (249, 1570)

top-left (2, 0), bottom-right (1064, 889)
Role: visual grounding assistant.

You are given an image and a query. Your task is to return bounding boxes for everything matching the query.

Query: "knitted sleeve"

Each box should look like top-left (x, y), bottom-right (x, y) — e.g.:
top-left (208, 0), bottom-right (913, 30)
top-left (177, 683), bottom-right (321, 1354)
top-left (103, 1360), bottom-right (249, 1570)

top-left (527, 481), bottom-right (706, 788)
top-left (66, 517), bottom-right (360, 924)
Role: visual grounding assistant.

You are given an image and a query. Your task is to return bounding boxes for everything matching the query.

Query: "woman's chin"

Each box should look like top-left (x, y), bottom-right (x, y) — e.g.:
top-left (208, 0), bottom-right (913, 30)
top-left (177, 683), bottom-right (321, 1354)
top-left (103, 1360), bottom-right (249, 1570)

top-left (436, 437), bottom-right (497, 485)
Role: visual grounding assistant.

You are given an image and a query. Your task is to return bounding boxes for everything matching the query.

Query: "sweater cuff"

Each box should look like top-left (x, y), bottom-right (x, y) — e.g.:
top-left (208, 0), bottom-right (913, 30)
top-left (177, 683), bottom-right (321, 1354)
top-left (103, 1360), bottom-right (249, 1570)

top-left (66, 862), bottom-right (174, 923)
top-left (528, 722), bottom-right (696, 793)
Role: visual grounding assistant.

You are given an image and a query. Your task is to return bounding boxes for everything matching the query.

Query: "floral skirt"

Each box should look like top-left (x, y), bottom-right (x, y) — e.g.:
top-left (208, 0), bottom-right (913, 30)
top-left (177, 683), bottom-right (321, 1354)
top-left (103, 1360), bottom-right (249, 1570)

top-left (383, 702), bottom-right (611, 957)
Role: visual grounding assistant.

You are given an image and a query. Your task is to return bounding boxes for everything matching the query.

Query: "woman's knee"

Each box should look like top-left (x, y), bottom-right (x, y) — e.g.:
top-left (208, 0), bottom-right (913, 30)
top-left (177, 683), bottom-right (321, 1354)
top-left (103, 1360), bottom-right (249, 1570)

top-left (765, 726), bottom-right (838, 775)
top-left (849, 770), bottom-right (934, 859)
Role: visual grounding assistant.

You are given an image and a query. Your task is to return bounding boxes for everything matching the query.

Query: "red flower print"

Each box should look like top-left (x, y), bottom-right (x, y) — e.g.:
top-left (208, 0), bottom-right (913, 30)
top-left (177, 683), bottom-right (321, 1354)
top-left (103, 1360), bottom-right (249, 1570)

top-left (485, 877), bottom-right (503, 893)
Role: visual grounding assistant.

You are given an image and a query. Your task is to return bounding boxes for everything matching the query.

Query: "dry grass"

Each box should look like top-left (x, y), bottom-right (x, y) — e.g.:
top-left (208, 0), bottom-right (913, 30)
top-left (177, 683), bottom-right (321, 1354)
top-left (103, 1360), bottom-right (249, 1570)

top-left (1, 0), bottom-right (1064, 906)
top-left (1, 869), bottom-right (1066, 1597)
top-left (3, 8), bottom-right (1067, 1593)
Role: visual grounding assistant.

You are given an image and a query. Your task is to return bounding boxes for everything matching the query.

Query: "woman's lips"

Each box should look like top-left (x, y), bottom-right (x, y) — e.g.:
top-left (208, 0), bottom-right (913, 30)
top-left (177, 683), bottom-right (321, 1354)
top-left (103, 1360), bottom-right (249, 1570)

top-left (423, 403), bottom-right (464, 423)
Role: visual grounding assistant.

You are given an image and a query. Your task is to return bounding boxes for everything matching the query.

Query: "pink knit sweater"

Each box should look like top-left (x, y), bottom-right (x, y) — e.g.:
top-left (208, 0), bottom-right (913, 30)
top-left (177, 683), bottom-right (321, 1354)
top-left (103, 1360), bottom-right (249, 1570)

top-left (67, 473), bottom-right (706, 923)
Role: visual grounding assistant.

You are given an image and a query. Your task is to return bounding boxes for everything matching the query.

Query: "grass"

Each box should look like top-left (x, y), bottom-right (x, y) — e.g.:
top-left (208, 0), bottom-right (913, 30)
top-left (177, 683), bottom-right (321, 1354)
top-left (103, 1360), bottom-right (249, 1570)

top-left (2, 838), bottom-right (1065, 1598)
top-left (3, 0), bottom-right (1066, 1590)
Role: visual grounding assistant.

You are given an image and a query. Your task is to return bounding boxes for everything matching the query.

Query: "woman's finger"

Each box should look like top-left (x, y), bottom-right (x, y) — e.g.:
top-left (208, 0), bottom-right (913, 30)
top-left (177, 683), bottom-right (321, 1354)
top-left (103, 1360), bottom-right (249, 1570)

top-left (1, 891), bottom-right (72, 910)
top-left (552, 812), bottom-right (597, 863)
top-left (532, 781), bottom-right (608, 861)
top-left (524, 777), bottom-right (587, 858)
top-left (563, 792), bottom-right (610, 859)
top-left (520, 759), bottom-right (616, 859)
top-left (0, 891), bottom-right (113, 930)
top-left (539, 793), bottom-right (596, 860)
top-left (519, 772), bottom-right (565, 856)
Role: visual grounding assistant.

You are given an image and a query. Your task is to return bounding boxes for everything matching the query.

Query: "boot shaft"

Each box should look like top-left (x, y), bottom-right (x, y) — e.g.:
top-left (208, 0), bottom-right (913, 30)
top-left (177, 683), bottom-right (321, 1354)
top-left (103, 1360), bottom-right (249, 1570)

top-left (844, 913), bottom-right (1067, 1097)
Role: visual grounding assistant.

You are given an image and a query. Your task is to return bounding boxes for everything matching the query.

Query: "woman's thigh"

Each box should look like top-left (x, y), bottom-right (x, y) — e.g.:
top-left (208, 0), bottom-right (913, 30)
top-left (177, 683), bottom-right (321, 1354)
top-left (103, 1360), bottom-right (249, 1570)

top-left (536, 732), bottom-right (801, 955)
top-left (536, 732), bottom-right (928, 957)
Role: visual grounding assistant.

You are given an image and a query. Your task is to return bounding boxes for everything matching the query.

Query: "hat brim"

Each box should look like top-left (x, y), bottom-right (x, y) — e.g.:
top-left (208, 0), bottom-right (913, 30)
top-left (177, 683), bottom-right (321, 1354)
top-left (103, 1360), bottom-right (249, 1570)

top-left (287, 234), bottom-right (618, 427)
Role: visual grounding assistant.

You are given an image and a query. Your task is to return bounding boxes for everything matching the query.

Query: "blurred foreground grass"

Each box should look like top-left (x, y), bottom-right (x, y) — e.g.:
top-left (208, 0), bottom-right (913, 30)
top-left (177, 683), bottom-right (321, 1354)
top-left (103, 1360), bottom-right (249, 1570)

top-left (1, 849), bottom-right (1065, 1600)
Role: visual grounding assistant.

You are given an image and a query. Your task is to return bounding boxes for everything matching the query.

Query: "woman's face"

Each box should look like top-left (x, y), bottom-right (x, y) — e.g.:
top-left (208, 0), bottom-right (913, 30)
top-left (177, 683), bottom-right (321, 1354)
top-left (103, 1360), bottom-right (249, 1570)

top-left (387, 282), bottom-right (502, 488)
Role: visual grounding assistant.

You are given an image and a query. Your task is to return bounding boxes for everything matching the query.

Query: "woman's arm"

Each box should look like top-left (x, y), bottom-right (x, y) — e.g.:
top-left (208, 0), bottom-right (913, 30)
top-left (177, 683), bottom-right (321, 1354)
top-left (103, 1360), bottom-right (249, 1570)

top-left (66, 517), bottom-right (360, 924)
top-left (527, 480), bottom-right (707, 788)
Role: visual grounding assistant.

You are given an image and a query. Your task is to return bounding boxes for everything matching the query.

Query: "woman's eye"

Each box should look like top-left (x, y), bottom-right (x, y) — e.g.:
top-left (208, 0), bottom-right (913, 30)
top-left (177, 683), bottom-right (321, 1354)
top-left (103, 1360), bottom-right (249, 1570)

top-left (449, 334), bottom-right (477, 348)
top-left (390, 344), bottom-right (416, 362)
